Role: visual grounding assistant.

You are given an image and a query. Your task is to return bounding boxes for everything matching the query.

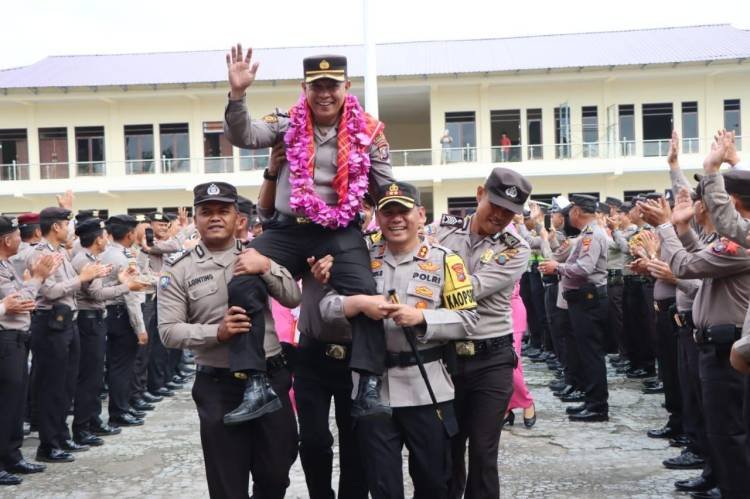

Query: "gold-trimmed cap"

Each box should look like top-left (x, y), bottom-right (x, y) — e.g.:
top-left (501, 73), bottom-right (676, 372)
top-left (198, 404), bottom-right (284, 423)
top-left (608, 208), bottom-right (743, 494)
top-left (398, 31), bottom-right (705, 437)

top-left (377, 182), bottom-right (421, 210)
top-left (303, 55), bottom-right (347, 83)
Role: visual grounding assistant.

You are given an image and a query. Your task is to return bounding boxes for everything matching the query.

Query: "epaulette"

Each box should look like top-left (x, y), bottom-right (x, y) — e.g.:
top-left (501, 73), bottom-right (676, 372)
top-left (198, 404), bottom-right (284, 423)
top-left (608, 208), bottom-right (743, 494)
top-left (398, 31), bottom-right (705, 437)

top-left (85, 252), bottom-right (96, 262)
top-left (439, 214), bottom-right (464, 228)
top-left (498, 232), bottom-right (521, 248)
top-left (164, 249), bottom-right (191, 267)
top-left (366, 230), bottom-right (382, 245)
top-left (274, 107), bottom-right (289, 119)
top-left (582, 225), bottom-right (594, 235)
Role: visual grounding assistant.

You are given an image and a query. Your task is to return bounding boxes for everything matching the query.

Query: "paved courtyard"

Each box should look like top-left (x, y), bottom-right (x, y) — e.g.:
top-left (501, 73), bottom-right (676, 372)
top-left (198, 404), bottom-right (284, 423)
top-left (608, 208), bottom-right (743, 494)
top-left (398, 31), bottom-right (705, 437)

top-left (3, 357), bottom-right (695, 498)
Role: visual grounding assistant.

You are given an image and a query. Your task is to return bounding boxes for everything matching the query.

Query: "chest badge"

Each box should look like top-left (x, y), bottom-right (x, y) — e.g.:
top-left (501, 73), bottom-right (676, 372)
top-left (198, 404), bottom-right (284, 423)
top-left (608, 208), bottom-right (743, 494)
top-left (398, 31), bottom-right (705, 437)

top-left (415, 300), bottom-right (428, 309)
top-left (480, 249), bottom-right (494, 263)
top-left (414, 286), bottom-right (434, 298)
top-left (418, 261), bottom-right (439, 272)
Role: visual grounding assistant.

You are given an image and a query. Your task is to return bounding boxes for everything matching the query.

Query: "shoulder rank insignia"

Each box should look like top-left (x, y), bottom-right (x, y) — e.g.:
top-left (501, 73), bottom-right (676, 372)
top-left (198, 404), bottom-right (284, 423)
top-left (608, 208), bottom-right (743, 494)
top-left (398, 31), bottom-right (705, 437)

top-left (440, 214), bottom-right (464, 228)
top-left (416, 245), bottom-right (429, 260)
top-left (582, 225), bottom-right (594, 235)
top-left (499, 232), bottom-right (521, 248)
top-left (418, 261), bottom-right (439, 272)
top-left (495, 248), bottom-right (519, 265)
top-left (371, 260), bottom-right (382, 271)
top-left (262, 114), bottom-right (278, 124)
top-left (164, 249), bottom-right (190, 266)
top-left (368, 231), bottom-right (382, 244)
top-left (480, 248), bottom-right (494, 263)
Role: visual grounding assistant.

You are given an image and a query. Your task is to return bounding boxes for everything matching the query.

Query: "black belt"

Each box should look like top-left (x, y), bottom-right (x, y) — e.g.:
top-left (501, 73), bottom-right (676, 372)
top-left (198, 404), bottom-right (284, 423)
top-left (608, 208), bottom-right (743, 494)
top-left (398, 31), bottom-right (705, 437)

top-left (196, 353), bottom-right (287, 380)
top-left (693, 325), bottom-right (742, 345)
top-left (608, 269), bottom-right (623, 277)
top-left (562, 284), bottom-right (607, 303)
top-left (79, 309), bottom-right (106, 320)
top-left (654, 298), bottom-right (676, 313)
top-left (298, 335), bottom-right (351, 361)
top-left (0, 330), bottom-right (30, 343)
top-left (106, 304), bottom-right (128, 316)
top-left (33, 309), bottom-right (78, 321)
top-left (385, 345), bottom-right (444, 368)
top-left (542, 275), bottom-right (559, 286)
top-left (624, 275), bottom-right (651, 284)
top-left (674, 311), bottom-right (694, 330)
top-left (454, 334), bottom-right (513, 358)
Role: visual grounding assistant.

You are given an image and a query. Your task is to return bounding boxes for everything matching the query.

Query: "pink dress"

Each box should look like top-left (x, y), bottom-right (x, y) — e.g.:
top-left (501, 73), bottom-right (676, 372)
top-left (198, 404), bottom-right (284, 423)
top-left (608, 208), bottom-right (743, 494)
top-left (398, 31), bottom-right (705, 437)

top-left (271, 298), bottom-right (299, 412)
top-left (507, 281), bottom-right (534, 411)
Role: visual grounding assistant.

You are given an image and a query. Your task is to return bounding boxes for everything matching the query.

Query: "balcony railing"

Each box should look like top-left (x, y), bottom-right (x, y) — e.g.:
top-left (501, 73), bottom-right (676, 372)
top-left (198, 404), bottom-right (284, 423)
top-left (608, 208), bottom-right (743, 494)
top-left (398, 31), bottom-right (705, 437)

top-left (0, 161), bottom-right (30, 181)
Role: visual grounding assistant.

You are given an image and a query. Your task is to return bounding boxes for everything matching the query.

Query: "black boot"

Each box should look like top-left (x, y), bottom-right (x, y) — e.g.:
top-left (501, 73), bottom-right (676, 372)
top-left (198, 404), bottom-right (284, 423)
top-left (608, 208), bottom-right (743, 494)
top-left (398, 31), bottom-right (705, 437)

top-left (351, 374), bottom-right (391, 418)
top-left (223, 373), bottom-right (282, 425)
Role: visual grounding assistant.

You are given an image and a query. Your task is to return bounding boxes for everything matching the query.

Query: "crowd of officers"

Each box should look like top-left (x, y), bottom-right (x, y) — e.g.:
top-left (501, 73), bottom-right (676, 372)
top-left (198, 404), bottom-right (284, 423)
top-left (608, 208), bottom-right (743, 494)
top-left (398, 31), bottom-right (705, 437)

top-left (0, 201), bottom-right (215, 485)
top-left (519, 130), bottom-right (750, 499)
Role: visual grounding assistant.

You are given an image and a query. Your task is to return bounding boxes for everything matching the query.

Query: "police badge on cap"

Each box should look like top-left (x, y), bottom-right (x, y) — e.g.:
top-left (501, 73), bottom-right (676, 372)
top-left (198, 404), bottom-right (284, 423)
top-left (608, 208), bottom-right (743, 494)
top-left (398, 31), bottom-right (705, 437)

top-left (193, 182), bottom-right (238, 205)
top-left (484, 167), bottom-right (532, 214)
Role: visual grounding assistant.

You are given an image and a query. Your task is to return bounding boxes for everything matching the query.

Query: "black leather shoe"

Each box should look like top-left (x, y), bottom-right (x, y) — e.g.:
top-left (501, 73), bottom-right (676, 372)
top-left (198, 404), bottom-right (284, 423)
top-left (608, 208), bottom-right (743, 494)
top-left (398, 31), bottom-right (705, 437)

top-left (131, 399), bottom-right (155, 411)
top-left (642, 377), bottom-right (660, 387)
top-left (165, 381), bottom-right (183, 390)
top-left (61, 439), bottom-right (89, 452)
top-left (142, 392), bottom-right (163, 403)
top-left (568, 409), bottom-right (609, 422)
top-left (675, 476), bottom-right (715, 492)
top-left (503, 411), bottom-right (515, 427)
top-left (155, 387), bottom-right (175, 397)
top-left (663, 449), bottom-right (704, 469)
top-left (74, 431), bottom-right (104, 447)
top-left (531, 351), bottom-right (551, 363)
top-left (35, 447), bottom-right (74, 463)
top-left (350, 374), bottom-right (392, 419)
top-left (554, 369), bottom-right (564, 379)
top-left (647, 425), bottom-right (681, 439)
top-left (127, 407), bottom-right (147, 419)
top-left (90, 422), bottom-right (122, 436)
top-left (523, 404), bottom-right (536, 428)
top-left (642, 383), bottom-right (664, 394)
top-left (549, 379), bottom-right (567, 391)
top-left (669, 435), bottom-right (692, 447)
top-left (689, 488), bottom-right (721, 499)
top-left (0, 470), bottom-right (22, 485)
top-left (223, 373), bottom-right (283, 425)
top-left (109, 413), bottom-right (145, 427)
top-left (553, 385), bottom-right (575, 397)
top-left (566, 403), bottom-right (587, 415)
top-left (560, 390), bottom-right (586, 402)
top-left (7, 459), bottom-right (46, 474)
top-left (626, 368), bottom-right (655, 379)
top-left (526, 350), bottom-right (544, 360)
top-left (523, 347), bottom-right (541, 358)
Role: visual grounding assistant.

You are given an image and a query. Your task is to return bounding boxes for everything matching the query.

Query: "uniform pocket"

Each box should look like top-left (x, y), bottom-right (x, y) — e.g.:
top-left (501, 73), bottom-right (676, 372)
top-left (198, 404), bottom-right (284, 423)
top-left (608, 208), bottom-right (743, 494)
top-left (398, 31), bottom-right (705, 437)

top-left (406, 281), bottom-right (440, 307)
top-left (188, 283), bottom-right (218, 301)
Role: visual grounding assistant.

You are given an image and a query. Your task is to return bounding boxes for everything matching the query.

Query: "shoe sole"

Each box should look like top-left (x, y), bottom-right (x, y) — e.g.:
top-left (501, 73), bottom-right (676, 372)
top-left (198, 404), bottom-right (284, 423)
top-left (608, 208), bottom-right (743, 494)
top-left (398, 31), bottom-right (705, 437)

top-left (223, 397), bottom-right (283, 426)
top-left (34, 457), bottom-right (74, 463)
top-left (663, 463), bottom-right (705, 470)
top-left (568, 416), bottom-right (609, 422)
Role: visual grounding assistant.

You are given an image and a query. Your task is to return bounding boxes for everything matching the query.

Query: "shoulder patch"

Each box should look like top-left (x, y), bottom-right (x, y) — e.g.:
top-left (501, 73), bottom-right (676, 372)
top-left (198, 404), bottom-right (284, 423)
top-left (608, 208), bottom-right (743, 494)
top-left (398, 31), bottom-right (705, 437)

top-left (367, 231), bottom-right (382, 244)
top-left (582, 225), bottom-right (594, 235)
top-left (159, 274), bottom-right (172, 290)
top-left (711, 237), bottom-right (740, 256)
top-left (498, 232), bottom-right (521, 248)
top-left (440, 214), bottom-right (464, 228)
top-left (164, 249), bottom-right (191, 267)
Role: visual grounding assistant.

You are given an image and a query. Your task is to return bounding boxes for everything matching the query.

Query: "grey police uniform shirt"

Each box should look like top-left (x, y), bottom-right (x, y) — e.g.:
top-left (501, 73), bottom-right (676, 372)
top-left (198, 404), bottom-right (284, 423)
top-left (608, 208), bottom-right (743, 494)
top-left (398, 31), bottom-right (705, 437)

top-left (658, 224), bottom-right (750, 332)
top-left (428, 215), bottom-right (531, 340)
top-left (557, 223), bottom-right (608, 291)
top-left (99, 241), bottom-right (146, 335)
top-left (10, 241), bottom-right (36, 278)
top-left (299, 272), bottom-right (352, 344)
top-left (142, 236), bottom-right (184, 275)
top-left (608, 229), bottom-right (629, 270)
top-left (654, 239), bottom-right (677, 301)
top-left (71, 249), bottom-right (130, 311)
top-left (157, 240), bottom-right (301, 369)
top-left (223, 97), bottom-right (395, 217)
top-left (320, 238), bottom-right (478, 407)
top-left (621, 224), bottom-right (639, 276)
top-left (27, 238), bottom-right (81, 311)
top-left (0, 259), bottom-right (42, 331)
top-left (701, 172), bottom-right (750, 249)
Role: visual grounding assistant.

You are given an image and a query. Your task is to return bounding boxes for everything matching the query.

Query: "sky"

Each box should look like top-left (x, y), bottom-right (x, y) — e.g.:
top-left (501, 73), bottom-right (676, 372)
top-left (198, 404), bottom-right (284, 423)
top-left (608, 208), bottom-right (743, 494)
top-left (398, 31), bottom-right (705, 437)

top-left (2, 0), bottom-right (750, 70)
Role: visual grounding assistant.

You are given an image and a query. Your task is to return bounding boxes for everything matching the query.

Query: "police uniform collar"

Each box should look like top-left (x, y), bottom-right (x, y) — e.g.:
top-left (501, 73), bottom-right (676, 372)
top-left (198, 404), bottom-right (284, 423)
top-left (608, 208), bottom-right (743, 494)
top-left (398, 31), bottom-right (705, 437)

top-left (85, 251), bottom-right (96, 262)
top-left (39, 238), bottom-right (57, 252)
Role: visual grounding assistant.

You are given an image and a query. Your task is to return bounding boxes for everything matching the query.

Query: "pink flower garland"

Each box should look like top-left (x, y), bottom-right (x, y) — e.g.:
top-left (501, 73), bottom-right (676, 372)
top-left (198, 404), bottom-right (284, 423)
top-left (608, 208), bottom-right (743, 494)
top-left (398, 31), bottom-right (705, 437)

top-left (284, 93), bottom-right (372, 229)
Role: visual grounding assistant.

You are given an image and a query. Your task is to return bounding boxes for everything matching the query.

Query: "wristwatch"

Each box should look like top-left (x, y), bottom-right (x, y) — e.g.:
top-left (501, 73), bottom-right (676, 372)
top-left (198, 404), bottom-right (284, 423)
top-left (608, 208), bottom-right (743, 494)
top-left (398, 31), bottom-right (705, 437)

top-left (263, 168), bottom-right (278, 181)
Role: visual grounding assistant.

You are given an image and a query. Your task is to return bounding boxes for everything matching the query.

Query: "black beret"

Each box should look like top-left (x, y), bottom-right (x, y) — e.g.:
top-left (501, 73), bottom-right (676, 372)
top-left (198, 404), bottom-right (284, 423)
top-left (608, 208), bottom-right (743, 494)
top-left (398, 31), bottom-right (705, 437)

top-left (605, 197), bottom-right (623, 208)
top-left (569, 194), bottom-right (598, 214)
top-left (722, 169), bottom-right (750, 196)
top-left (106, 214), bottom-right (138, 228)
top-left (237, 196), bottom-right (254, 217)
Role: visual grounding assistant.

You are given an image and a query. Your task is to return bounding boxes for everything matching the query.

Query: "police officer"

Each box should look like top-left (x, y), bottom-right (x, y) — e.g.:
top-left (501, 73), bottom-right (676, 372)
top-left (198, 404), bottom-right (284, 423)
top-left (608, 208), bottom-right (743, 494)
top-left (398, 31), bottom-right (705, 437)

top-left (10, 213), bottom-right (41, 277)
top-left (518, 209), bottom-right (550, 360)
top-left (642, 173), bottom-right (750, 499)
top-left (320, 181), bottom-right (478, 498)
top-left (100, 215), bottom-right (149, 427)
top-left (223, 46), bottom-right (395, 421)
top-left (430, 168), bottom-right (532, 498)
top-left (0, 216), bottom-right (57, 485)
top-left (158, 181), bottom-right (300, 499)
top-left (540, 194), bottom-right (610, 422)
top-left (28, 207), bottom-right (108, 462)
top-left (71, 219), bottom-right (147, 445)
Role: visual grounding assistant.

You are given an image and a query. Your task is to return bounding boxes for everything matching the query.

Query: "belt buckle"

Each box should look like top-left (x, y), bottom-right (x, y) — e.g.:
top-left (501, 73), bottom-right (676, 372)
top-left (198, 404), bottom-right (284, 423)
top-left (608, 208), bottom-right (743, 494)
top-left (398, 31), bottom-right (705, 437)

top-left (693, 329), bottom-right (704, 344)
top-left (326, 344), bottom-right (347, 360)
top-left (296, 216), bottom-right (310, 224)
top-left (673, 313), bottom-right (684, 328)
top-left (233, 372), bottom-right (248, 381)
top-left (455, 341), bottom-right (475, 357)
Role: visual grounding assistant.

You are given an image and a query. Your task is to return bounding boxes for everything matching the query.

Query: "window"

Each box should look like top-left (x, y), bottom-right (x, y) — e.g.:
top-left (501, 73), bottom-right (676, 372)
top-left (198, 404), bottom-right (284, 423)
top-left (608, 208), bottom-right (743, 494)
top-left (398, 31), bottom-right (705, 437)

top-left (38, 127), bottom-right (68, 179)
top-left (490, 109), bottom-right (521, 162)
top-left (623, 190), bottom-right (655, 202)
top-left (526, 108), bottom-right (543, 160)
top-left (75, 126), bottom-right (105, 176)
top-left (127, 208), bottom-right (157, 218)
top-left (642, 103), bottom-right (673, 157)
top-left (125, 124), bottom-right (155, 174)
top-left (0, 128), bottom-right (29, 180)
top-left (618, 105), bottom-right (635, 157)
top-left (681, 102), bottom-right (699, 154)
top-left (554, 106), bottom-right (571, 159)
top-left (160, 123), bottom-right (190, 173)
top-left (444, 112), bottom-right (476, 163)
top-left (569, 191), bottom-right (600, 199)
top-left (582, 106), bottom-right (599, 158)
top-left (447, 197), bottom-right (476, 218)
top-left (203, 122), bottom-right (233, 173)
top-left (724, 99), bottom-right (741, 150)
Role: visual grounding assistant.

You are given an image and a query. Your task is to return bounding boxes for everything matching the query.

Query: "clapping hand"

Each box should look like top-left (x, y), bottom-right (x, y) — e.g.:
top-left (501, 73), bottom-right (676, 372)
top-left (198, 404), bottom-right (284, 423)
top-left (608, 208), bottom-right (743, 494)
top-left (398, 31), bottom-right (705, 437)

top-left (226, 43), bottom-right (259, 100)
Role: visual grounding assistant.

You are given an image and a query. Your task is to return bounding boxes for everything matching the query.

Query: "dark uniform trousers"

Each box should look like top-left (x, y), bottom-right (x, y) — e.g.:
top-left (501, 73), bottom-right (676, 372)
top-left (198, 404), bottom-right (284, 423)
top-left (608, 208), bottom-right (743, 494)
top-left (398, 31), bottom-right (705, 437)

top-left (543, 279), bottom-right (565, 360)
top-left (622, 277), bottom-right (656, 372)
top-left (606, 277), bottom-right (624, 355)
top-left (130, 299), bottom-right (154, 401)
top-left (676, 315), bottom-right (713, 483)
top-left (30, 312), bottom-right (80, 449)
top-left (146, 297), bottom-right (170, 392)
top-left (192, 363), bottom-right (298, 499)
top-left (655, 299), bottom-right (682, 431)
top-left (293, 336), bottom-right (367, 499)
top-left (73, 311), bottom-right (107, 433)
top-left (698, 343), bottom-right (750, 498)
top-left (565, 286), bottom-right (609, 413)
top-left (0, 331), bottom-right (29, 470)
top-left (106, 304), bottom-right (139, 419)
top-left (519, 269), bottom-right (548, 350)
top-left (449, 344), bottom-right (515, 499)
top-left (553, 305), bottom-right (582, 389)
top-left (357, 401), bottom-right (457, 499)
top-left (237, 222), bottom-right (385, 375)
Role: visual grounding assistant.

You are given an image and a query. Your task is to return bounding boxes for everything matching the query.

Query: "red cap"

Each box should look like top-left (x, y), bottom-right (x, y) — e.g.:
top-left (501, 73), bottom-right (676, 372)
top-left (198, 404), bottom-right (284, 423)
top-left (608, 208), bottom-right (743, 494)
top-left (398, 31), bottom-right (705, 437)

top-left (17, 212), bottom-right (40, 226)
